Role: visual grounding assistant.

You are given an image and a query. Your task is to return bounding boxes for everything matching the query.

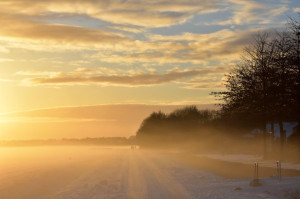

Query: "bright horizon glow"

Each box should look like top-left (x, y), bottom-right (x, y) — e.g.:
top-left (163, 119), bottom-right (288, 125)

top-left (0, 0), bottom-right (299, 139)
top-left (0, 104), bottom-right (216, 140)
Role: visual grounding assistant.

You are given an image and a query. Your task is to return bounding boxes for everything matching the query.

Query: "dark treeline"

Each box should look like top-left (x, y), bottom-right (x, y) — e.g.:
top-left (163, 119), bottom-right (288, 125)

top-left (136, 106), bottom-right (259, 153)
top-left (136, 15), bottom-right (300, 160)
top-left (0, 137), bottom-right (135, 147)
top-left (136, 107), bottom-right (218, 147)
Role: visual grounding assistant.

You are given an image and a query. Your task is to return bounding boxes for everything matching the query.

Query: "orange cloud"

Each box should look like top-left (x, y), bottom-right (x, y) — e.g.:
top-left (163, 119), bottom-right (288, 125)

top-left (0, 13), bottom-right (129, 46)
top-left (25, 66), bottom-right (227, 86)
top-left (0, 0), bottom-right (219, 28)
top-left (91, 29), bottom-right (256, 64)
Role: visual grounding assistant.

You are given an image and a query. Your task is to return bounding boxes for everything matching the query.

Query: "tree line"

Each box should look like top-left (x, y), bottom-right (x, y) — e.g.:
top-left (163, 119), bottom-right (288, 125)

top-left (136, 106), bottom-right (218, 148)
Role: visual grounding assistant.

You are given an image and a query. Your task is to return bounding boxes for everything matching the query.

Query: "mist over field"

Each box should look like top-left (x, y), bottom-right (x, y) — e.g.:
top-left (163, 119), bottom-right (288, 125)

top-left (0, 146), bottom-right (299, 199)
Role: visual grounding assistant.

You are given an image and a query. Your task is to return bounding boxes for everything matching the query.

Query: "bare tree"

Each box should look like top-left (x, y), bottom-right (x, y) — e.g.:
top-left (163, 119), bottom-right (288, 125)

top-left (272, 31), bottom-right (297, 158)
top-left (213, 33), bottom-right (276, 158)
top-left (288, 14), bottom-right (300, 160)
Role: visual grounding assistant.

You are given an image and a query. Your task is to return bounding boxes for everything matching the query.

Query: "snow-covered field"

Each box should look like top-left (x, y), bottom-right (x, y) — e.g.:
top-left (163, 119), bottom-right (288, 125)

top-left (0, 146), bottom-right (299, 199)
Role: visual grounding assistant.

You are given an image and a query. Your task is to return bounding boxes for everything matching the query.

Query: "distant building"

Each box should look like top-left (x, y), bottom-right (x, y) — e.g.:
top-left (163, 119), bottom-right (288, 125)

top-left (266, 122), bottom-right (298, 138)
top-left (246, 122), bottom-right (298, 138)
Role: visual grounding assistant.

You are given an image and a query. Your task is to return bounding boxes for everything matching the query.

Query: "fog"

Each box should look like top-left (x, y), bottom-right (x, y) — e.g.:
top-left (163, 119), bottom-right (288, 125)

top-left (0, 146), bottom-right (130, 198)
top-left (0, 145), bottom-right (300, 199)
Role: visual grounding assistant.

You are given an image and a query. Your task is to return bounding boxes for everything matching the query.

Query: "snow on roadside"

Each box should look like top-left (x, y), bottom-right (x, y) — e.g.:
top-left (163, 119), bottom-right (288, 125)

top-left (195, 153), bottom-right (300, 170)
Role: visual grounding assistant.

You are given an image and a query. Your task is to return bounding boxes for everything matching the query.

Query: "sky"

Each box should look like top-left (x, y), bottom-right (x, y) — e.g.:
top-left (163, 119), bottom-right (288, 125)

top-left (0, 0), bottom-right (299, 139)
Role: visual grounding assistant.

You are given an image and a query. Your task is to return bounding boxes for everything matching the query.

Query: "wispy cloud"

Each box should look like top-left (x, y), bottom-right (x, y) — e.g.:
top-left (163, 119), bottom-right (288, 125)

top-left (0, 13), bottom-right (129, 46)
top-left (0, 46), bottom-right (10, 53)
top-left (0, 0), bottom-right (220, 28)
top-left (217, 0), bottom-right (289, 25)
top-left (0, 78), bottom-right (13, 82)
top-left (182, 76), bottom-right (225, 89)
top-left (23, 66), bottom-right (227, 87)
top-left (294, 7), bottom-right (300, 13)
top-left (15, 71), bottom-right (60, 77)
top-left (0, 117), bottom-right (115, 124)
top-left (91, 29), bottom-right (257, 65)
top-left (0, 58), bottom-right (13, 62)
top-left (107, 25), bottom-right (145, 33)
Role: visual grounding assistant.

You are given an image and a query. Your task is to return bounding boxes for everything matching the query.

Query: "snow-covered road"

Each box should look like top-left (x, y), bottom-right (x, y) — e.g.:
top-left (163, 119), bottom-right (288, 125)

top-left (0, 147), bottom-right (299, 199)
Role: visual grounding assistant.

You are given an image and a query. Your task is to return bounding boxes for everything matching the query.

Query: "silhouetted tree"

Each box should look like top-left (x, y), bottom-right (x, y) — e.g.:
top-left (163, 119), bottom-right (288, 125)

top-left (213, 33), bottom-right (277, 158)
top-left (212, 18), bottom-right (300, 158)
top-left (271, 31), bottom-right (297, 155)
top-left (288, 14), bottom-right (300, 159)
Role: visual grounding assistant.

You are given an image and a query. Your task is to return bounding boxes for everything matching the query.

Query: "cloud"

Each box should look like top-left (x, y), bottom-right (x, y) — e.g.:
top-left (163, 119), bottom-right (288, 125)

top-left (0, 0), bottom-right (283, 64)
top-left (107, 25), bottom-right (145, 33)
top-left (0, 78), bottom-right (13, 82)
top-left (226, 0), bottom-right (264, 25)
top-left (181, 75), bottom-right (227, 90)
top-left (1, 104), bottom-right (217, 119)
top-left (183, 82), bottom-right (224, 89)
top-left (0, 58), bottom-right (14, 62)
top-left (294, 7), bottom-right (300, 13)
top-left (0, 0), bottom-right (219, 28)
top-left (91, 29), bottom-right (256, 64)
top-left (6, 0), bottom-right (286, 28)
top-left (0, 46), bottom-right (10, 53)
top-left (0, 117), bottom-right (114, 124)
top-left (0, 13), bottom-right (129, 46)
top-left (24, 66), bottom-right (228, 87)
top-left (218, 0), bottom-right (289, 25)
top-left (15, 71), bottom-right (60, 76)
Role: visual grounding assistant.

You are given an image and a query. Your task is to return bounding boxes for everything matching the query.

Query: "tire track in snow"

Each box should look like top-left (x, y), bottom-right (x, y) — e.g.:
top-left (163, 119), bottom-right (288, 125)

top-left (125, 151), bottom-right (193, 199)
top-left (125, 151), bottom-right (148, 199)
